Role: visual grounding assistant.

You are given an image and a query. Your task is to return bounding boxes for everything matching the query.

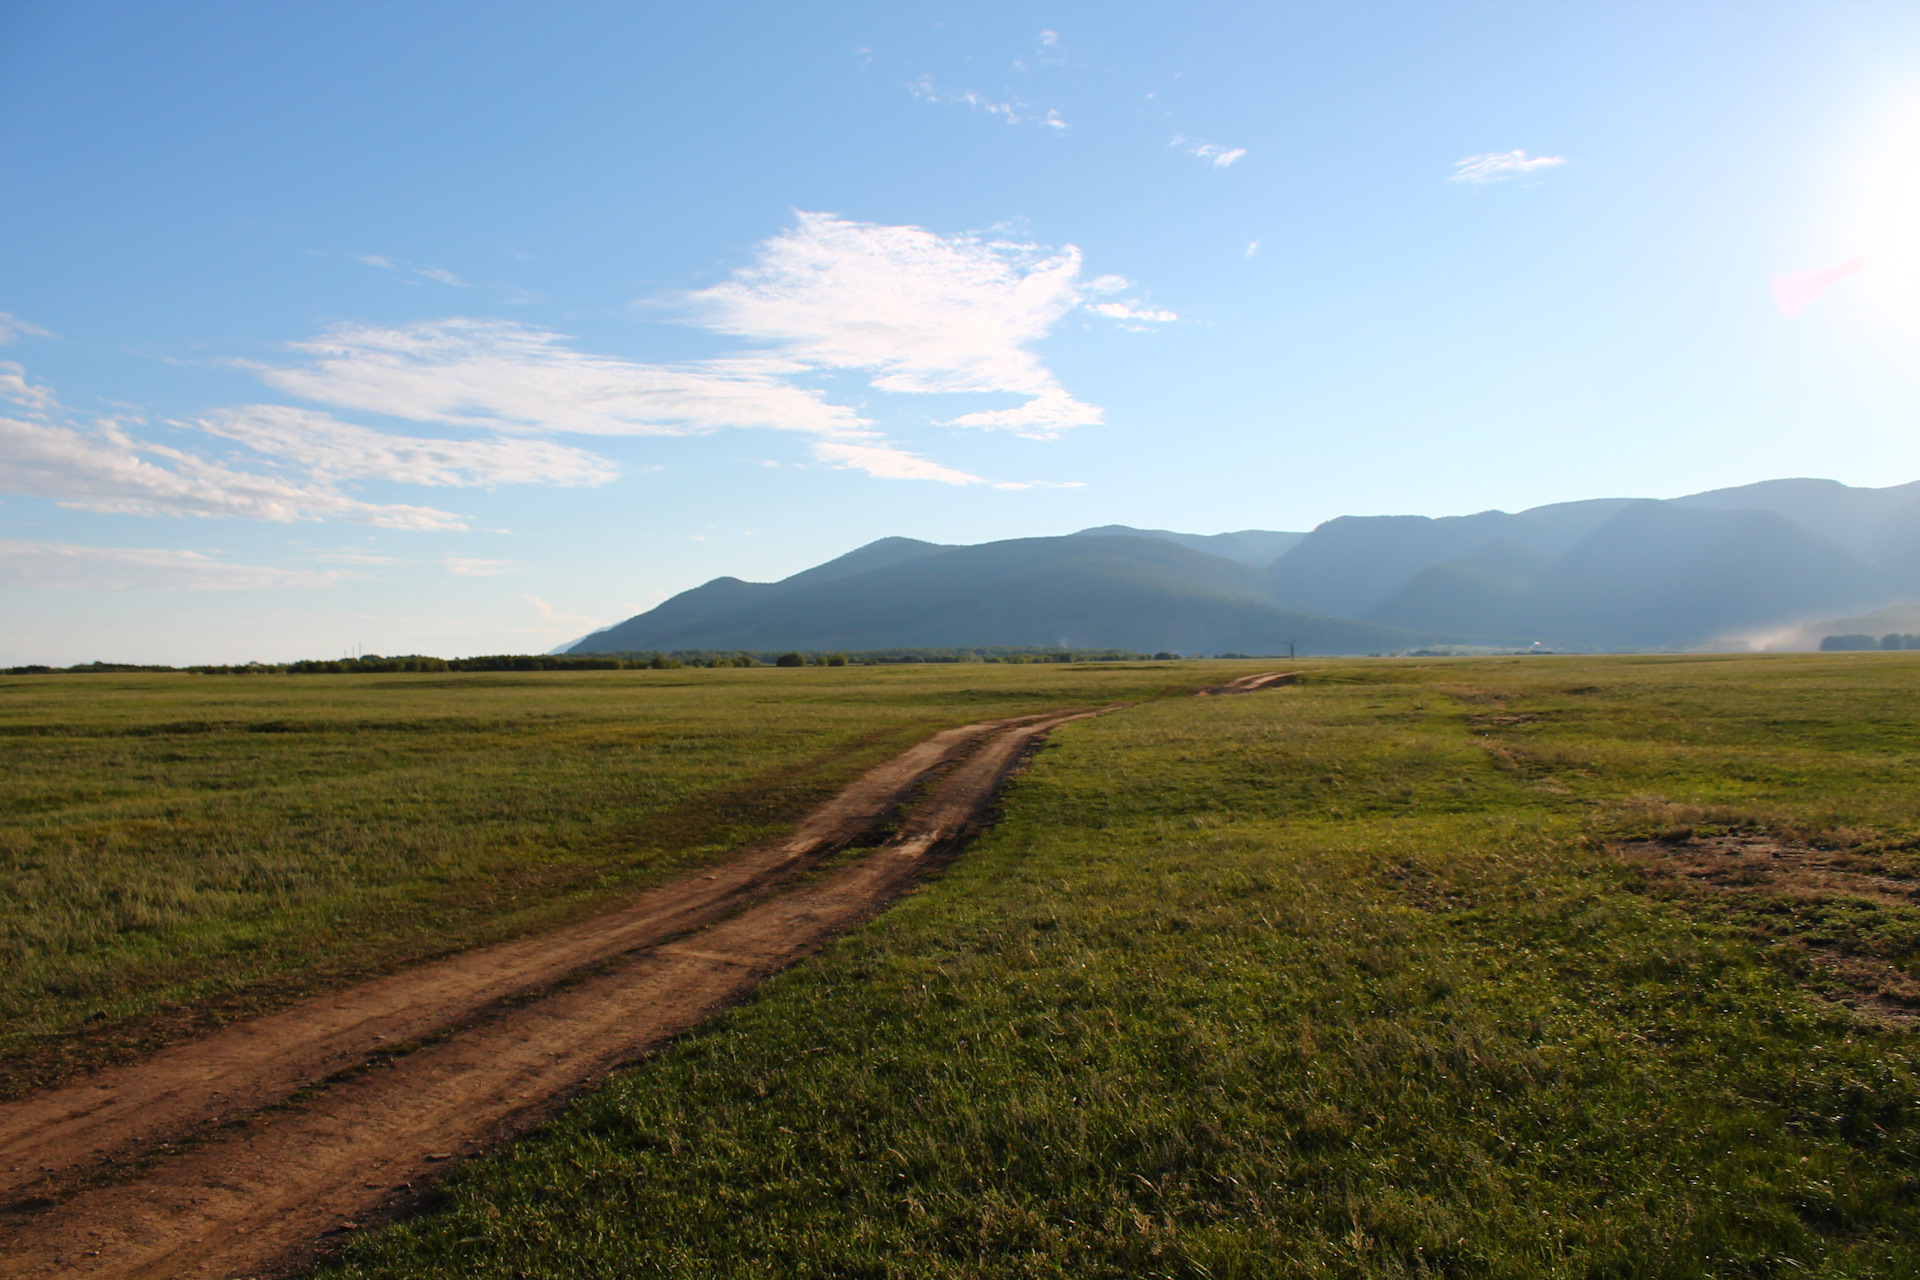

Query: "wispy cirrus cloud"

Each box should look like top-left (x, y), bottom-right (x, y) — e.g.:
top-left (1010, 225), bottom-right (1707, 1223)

top-left (0, 362), bottom-right (469, 529)
top-left (250, 213), bottom-right (1168, 484)
top-left (909, 75), bottom-right (1067, 130)
top-left (198, 404), bottom-right (618, 487)
top-left (0, 360), bottom-right (60, 413)
top-left (1449, 150), bottom-right (1567, 184)
top-left (0, 313), bottom-right (51, 345)
top-left (258, 320), bottom-right (865, 439)
top-left (0, 539), bottom-right (350, 591)
top-left (1171, 135), bottom-right (1246, 168)
top-left (809, 439), bottom-right (982, 485)
top-left (442, 556), bottom-right (514, 576)
top-left (256, 320), bottom-right (984, 484)
top-left (0, 411), bottom-right (468, 529)
top-left (360, 254), bottom-right (469, 287)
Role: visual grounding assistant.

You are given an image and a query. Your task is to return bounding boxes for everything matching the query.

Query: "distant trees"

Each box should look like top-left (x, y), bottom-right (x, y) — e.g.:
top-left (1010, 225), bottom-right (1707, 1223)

top-left (23, 644), bottom-right (1158, 678)
top-left (1818, 634), bottom-right (1918, 651)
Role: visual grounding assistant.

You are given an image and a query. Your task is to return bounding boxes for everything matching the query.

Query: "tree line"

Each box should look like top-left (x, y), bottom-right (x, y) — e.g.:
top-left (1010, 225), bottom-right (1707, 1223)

top-left (7, 647), bottom-right (1178, 676)
top-left (1819, 634), bottom-right (1920, 652)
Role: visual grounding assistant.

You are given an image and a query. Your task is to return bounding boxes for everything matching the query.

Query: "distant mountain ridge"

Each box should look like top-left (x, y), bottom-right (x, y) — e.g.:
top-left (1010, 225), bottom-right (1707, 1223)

top-left (572, 477), bottom-right (1920, 656)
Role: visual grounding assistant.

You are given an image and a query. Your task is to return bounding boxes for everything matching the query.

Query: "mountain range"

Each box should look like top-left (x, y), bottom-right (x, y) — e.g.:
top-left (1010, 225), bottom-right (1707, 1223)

top-left (571, 477), bottom-right (1920, 656)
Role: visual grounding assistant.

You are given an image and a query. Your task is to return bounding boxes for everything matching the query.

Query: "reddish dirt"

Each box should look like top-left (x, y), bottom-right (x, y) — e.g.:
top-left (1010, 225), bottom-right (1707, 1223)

top-left (0, 715), bottom-right (1030, 1206)
top-left (1196, 670), bottom-right (1301, 696)
top-left (0, 708), bottom-right (1105, 1279)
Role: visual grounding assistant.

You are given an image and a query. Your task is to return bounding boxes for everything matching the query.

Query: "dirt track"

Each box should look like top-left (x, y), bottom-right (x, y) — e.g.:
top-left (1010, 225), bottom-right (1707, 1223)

top-left (0, 708), bottom-right (1105, 1278)
top-left (1197, 670), bottom-right (1301, 696)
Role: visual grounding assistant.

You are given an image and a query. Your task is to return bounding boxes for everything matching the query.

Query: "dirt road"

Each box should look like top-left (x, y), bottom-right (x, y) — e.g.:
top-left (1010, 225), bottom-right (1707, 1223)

top-left (1197, 670), bottom-right (1301, 696)
top-left (0, 708), bottom-right (1103, 1279)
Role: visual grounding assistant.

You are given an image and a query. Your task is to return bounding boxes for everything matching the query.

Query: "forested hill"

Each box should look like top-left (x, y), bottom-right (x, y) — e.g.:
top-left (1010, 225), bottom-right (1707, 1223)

top-left (573, 477), bottom-right (1920, 655)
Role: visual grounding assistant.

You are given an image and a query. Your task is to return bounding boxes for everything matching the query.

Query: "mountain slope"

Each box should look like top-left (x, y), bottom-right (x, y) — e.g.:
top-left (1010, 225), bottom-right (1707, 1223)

top-left (574, 535), bottom-right (1430, 655)
top-left (1364, 538), bottom-right (1553, 637)
top-left (1073, 525), bottom-right (1305, 568)
top-left (1517, 502), bottom-right (1888, 648)
top-left (580, 538), bottom-right (947, 654)
top-left (1669, 478), bottom-right (1920, 592)
top-left (1267, 512), bottom-right (1542, 618)
top-left (572, 473), bottom-right (1920, 658)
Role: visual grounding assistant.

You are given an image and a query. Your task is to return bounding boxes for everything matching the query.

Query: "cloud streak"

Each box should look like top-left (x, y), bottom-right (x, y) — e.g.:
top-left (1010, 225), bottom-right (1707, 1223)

top-left (909, 75), bottom-right (1066, 129)
top-left (199, 405), bottom-right (619, 487)
top-left (1172, 135), bottom-right (1246, 168)
top-left (248, 213), bottom-right (1159, 482)
top-left (1449, 150), bottom-right (1567, 183)
top-left (0, 539), bottom-right (349, 591)
top-left (0, 411), bottom-right (468, 529)
top-left (259, 320), bottom-right (866, 439)
top-left (1, 214), bottom-right (1146, 514)
top-left (0, 313), bottom-right (51, 345)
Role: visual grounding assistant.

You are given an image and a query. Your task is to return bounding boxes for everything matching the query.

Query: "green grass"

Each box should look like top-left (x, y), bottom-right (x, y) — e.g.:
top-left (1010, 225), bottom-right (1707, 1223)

top-left (0, 661), bottom-right (1216, 1092)
top-left (315, 653), bottom-right (1920, 1278)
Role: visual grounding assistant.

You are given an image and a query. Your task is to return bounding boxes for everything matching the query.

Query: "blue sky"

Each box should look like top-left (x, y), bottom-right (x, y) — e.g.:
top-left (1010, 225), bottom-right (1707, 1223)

top-left (5, 1), bottom-right (1920, 663)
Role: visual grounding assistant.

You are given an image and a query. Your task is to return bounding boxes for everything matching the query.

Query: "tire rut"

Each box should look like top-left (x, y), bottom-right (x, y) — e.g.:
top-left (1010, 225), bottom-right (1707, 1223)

top-left (0, 707), bottom-right (1108, 1279)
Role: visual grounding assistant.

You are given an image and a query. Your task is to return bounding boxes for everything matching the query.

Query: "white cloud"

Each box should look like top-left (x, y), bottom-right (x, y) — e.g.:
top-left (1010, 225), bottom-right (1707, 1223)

top-left (909, 74), bottom-right (1023, 124)
top-left (0, 313), bottom-right (51, 345)
top-left (1085, 301), bottom-right (1178, 324)
top-left (242, 213), bottom-right (1164, 482)
top-left (199, 405), bottom-right (618, 487)
top-left (0, 410), bottom-right (466, 530)
top-left (0, 539), bottom-right (348, 591)
top-left (316, 550), bottom-right (398, 565)
top-left (443, 556), bottom-right (514, 576)
top-left (258, 319), bottom-right (866, 439)
top-left (681, 211), bottom-right (1104, 436)
top-left (1245, 240), bottom-right (1260, 260)
top-left (359, 254), bottom-right (467, 286)
top-left (809, 439), bottom-right (981, 485)
top-left (909, 75), bottom-right (1066, 129)
top-left (0, 361), bottom-right (59, 413)
top-left (1449, 150), bottom-right (1568, 184)
top-left (1172, 135), bottom-right (1246, 168)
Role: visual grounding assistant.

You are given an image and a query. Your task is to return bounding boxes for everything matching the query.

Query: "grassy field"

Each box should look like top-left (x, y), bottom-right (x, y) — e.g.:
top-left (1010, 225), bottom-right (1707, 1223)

top-left (0, 662), bottom-right (1214, 1093)
top-left (302, 653), bottom-right (1920, 1278)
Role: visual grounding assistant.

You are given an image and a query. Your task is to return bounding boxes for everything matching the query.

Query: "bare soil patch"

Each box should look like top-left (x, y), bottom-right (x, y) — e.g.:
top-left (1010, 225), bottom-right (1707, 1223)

top-left (1196, 671), bottom-right (1301, 697)
top-left (1617, 832), bottom-right (1920, 1023)
top-left (0, 709), bottom-right (1104, 1278)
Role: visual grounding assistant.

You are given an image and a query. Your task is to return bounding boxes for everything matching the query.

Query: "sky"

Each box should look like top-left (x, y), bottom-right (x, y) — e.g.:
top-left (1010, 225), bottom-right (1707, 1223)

top-left (5, 1), bottom-right (1920, 664)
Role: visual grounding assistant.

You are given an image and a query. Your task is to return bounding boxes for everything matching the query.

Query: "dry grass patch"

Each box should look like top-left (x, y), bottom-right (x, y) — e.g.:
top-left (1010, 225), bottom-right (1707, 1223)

top-left (1619, 830), bottom-right (1920, 1023)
